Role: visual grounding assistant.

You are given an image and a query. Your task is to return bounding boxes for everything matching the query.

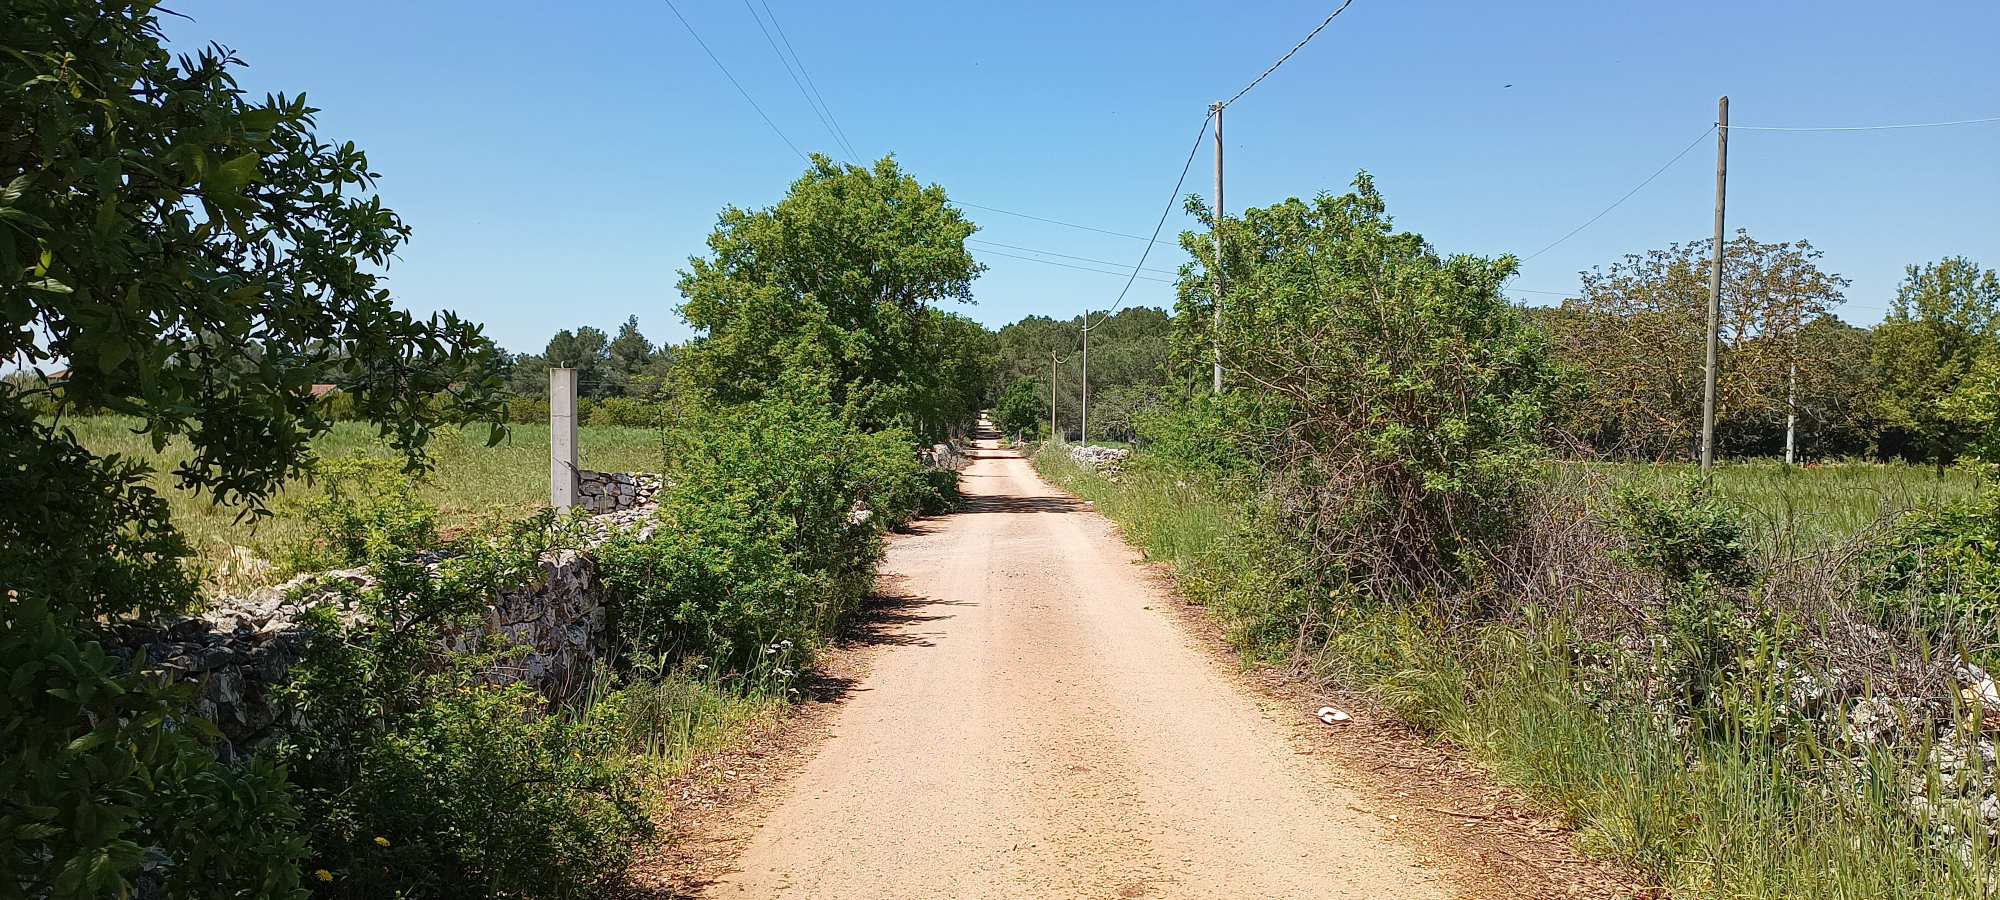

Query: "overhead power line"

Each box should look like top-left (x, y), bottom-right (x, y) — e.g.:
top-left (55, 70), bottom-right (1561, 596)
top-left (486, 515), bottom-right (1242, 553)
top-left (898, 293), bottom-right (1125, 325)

top-left (1520, 125), bottom-right (1716, 262)
top-left (747, 0), bottom-right (863, 162)
top-left (1089, 111), bottom-right (1215, 331)
top-left (970, 239), bottom-right (1181, 276)
top-left (1220, 0), bottom-right (1358, 108)
top-left (956, 202), bottom-right (1181, 247)
top-left (1731, 114), bottom-right (2000, 132)
top-left (976, 248), bottom-right (1177, 284)
top-left (741, 0), bottom-right (858, 162)
top-left (660, 0), bottom-right (809, 162)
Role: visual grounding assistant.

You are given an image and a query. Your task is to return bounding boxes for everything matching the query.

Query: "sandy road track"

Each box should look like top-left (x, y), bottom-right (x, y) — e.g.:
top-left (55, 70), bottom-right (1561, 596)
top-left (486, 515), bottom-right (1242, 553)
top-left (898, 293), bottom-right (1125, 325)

top-left (705, 433), bottom-right (1452, 899)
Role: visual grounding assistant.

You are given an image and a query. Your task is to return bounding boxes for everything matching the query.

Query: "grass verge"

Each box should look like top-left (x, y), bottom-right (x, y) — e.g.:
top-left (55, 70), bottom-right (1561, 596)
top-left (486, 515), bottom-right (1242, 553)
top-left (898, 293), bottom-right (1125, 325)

top-left (1034, 449), bottom-right (1992, 899)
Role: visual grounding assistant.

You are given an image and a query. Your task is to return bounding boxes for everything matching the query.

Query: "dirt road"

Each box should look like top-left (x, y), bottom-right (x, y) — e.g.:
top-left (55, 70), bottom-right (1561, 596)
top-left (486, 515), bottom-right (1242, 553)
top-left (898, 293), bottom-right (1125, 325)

top-left (709, 434), bottom-right (1451, 899)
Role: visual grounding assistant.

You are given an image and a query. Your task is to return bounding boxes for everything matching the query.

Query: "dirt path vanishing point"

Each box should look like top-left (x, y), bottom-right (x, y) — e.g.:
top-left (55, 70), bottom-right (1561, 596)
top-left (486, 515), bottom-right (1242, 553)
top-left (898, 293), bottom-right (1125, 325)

top-left (701, 432), bottom-right (1458, 899)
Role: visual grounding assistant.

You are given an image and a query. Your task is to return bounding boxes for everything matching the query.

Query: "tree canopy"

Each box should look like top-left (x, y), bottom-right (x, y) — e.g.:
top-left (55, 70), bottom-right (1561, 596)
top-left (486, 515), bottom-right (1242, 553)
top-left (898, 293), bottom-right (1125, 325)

top-left (675, 155), bottom-right (987, 439)
top-left (3, 1), bottom-right (502, 507)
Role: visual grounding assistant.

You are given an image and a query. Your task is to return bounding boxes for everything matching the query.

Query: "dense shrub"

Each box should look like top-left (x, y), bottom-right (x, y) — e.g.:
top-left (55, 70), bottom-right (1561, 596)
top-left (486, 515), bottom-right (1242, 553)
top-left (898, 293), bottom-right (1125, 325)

top-left (1, 407), bottom-right (305, 898)
top-left (1132, 392), bottom-right (1286, 482)
top-left (276, 483), bottom-right (647, 899)
top-left (1864, 485), bottom-right (2000, 662)
top-left (1180, 175), bottom-right (1564, 601)
top-left (588, 396), bottom-right (670, 428)
top-left (597, 397), bottom-right (927, 675)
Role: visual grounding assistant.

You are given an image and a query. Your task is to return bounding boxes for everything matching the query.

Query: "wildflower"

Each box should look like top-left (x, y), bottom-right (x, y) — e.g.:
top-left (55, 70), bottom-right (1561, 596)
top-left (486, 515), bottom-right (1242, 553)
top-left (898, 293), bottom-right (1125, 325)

top-left (314, 869), bottom-right (334, 882)
top-left (374, 836), bottom-right (391, 847)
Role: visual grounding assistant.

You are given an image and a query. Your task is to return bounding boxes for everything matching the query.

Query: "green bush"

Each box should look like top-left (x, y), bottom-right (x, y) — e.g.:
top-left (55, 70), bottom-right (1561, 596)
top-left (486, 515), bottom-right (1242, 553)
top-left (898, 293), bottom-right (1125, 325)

top-left (1864, 485), bottom-right (2000, 661)
top-left (598, 397), bottom-right (925, 675)
top-left (282, 456), bottom-right (440, 572)
top-left (276, 482), bottom-right (646, 899)
top-left (1, 408), bottom-right (305, 898)
top-left (1608, 477), bottom-right (1755, 587)
top-left (1132, 392), bottom-right (1285, 482)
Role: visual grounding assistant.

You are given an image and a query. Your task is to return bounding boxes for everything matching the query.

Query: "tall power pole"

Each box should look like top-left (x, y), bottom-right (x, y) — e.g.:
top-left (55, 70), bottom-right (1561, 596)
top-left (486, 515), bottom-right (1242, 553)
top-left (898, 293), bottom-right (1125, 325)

top-left (1211, 101), bottom-right (1225, 395)
top-left (1080, 321), bottom-right (1091, 445)
top-left (1050, 350), bottom-right (1058, 443)
top-left (1700, 96), bottom-right (1729, 475)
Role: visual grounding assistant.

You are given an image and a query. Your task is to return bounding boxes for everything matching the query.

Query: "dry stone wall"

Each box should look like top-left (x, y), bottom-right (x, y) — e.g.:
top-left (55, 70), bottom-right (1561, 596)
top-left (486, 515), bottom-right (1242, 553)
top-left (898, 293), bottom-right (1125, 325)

top-left (575, 469), bottom-right (662, 513)
top-left (106, 481), bottom-right (664, 756)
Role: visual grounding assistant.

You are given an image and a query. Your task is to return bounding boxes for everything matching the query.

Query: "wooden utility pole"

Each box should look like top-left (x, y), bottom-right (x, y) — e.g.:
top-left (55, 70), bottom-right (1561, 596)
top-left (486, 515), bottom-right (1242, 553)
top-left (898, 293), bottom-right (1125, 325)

top-left (1700, 96), bottom-right (1729, 475)
top-left (1080, 321), bottom-right (1091, 445)
top-left (549, 367), bottom-right (578, 510)
top-left (1211, 101), bottom-right (1225, 395)
top-left (1050, 350), bottom-right (1058, 442)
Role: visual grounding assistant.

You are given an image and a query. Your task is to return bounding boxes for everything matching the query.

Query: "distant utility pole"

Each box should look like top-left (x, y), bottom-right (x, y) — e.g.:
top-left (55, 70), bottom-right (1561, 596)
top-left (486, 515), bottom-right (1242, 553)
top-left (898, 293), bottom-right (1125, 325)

top-left (1080, 321), bottom-right (1091, 445)
top-left (1784, 359), bottom-right (1798, 465)
top-left (1700, 96), bottom-right (1729, 476)
top-left (1050, 350), bottom-right (1059, 442)
top-left (1211, 101), bottom-right (1225, 395)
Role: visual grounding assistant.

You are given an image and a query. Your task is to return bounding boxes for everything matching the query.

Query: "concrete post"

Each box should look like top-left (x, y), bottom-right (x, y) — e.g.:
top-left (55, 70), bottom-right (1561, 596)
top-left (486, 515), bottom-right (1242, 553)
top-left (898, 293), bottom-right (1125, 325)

top-left (550, 367), bottom-right (578, 511)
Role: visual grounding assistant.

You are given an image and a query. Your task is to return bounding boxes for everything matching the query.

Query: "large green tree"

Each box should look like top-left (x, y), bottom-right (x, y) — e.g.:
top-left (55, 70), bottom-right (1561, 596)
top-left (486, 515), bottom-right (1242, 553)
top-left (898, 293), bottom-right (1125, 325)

top-left (1542, 234), bottom-right (1849, 459)
top-left (1872, 257), bottom-right (1999, 467)
top-left (3, 3), bottom-right (501, 894)
top-left (676, 155), bottom-right (985, 438)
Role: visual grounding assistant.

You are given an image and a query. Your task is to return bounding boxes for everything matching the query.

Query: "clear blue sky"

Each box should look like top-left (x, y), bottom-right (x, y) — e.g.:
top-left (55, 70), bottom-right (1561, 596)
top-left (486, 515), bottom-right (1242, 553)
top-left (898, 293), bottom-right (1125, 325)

top-left (168, 0), bottom-right (1999, 353)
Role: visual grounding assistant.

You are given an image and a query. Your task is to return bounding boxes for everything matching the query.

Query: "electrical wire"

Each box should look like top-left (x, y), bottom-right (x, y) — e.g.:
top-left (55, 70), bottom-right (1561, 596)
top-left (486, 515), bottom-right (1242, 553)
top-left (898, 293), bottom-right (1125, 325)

top-left (970, 238), bottom-right (1181, 276)
top-left (758, 0), bottom-right (863, 161)
top-left (1087, 111), bottom-right (1214, 331)
top-left (975, 248), bottom-right (1177, 284)
top-left (1730, 114), bottom-right (2000, 132)
top-left (1520, 125), bottom-right (1716, 262)
top-left (660, 0), bottom-right (809, 162)
top-left (1220, 0), bottom-right (1358, 109)
top-left (741, 0), bottom-right (854, 161)
top-left (955, 202), bottom-right (1181, 247)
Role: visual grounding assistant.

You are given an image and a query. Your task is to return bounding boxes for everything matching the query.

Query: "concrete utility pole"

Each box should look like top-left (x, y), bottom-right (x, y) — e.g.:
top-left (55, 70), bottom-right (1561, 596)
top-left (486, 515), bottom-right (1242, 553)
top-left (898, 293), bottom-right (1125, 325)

top-left (1700, 96), bottom-right (1729, 476)
top-left (1050, 350), bottom-right (1059, 442)
top-left (1080, 321), bottom-right (1090, 445)
top-left (1785, 359), bottom-right (1798, 465)
top-left (1211, 101), bottom-right (1225, 395)
top-left (549, 367), bottom-right (578, 510)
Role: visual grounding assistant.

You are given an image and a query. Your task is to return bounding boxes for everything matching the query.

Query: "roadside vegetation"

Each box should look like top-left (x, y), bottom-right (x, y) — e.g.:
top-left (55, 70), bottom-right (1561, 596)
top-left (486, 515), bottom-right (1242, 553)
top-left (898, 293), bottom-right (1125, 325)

top-left (3, 7), bottom-right (985, 898)
top-left (1033, 175), bottom-right (2000, 898)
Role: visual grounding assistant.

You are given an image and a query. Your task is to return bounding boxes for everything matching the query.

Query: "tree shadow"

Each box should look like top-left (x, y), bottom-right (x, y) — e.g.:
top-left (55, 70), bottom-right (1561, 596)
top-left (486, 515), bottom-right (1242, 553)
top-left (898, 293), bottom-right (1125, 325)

top-left (950, 493), bottom-right (1084, 515)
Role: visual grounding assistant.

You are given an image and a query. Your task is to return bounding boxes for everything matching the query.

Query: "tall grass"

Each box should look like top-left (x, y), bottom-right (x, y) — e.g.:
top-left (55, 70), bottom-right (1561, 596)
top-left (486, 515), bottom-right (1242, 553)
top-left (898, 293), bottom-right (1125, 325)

top-left (58, 415), bottom-right (662, 593)
top-left (1598, 460), bottom-right (1980, 547)
top-left (1035, 448), bottom-right (1993, 899)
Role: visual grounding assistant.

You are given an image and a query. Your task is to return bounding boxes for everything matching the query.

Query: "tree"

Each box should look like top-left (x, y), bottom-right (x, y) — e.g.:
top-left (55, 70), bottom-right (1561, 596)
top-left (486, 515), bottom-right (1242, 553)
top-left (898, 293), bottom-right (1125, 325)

top-left (3, 4), bottom-right (501, 893)
top-left (676, 155), bottom-right (984, 438)
top-left (544, 325), bottom-right (611, 398)
top-left (1544, 234), bottom-right (1848, 459)
top-left (994, 378), bottom-right (1048, 439)
top-left (989, 307), bottom-right (1173, 441)
top-left (2, 3), bottom-right (501, 508)
top-left (1872, 257), bottom-right (2000, 467)
top-left (607, 315), bottom-right (664, 395)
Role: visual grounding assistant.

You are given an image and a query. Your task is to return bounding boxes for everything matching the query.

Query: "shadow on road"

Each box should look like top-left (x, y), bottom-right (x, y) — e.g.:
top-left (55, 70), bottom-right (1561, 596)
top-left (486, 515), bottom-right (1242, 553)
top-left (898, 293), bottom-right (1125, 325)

top-left (949, 493), bottom-right (1083, 515)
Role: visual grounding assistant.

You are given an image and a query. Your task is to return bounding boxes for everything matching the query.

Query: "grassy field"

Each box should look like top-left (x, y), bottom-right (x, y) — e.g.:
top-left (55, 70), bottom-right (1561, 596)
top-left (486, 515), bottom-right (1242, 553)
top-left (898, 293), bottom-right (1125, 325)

top-left (59, 415), bottom-right (664, 594)
top-left (1596, 459), bottom-right (1980, 546)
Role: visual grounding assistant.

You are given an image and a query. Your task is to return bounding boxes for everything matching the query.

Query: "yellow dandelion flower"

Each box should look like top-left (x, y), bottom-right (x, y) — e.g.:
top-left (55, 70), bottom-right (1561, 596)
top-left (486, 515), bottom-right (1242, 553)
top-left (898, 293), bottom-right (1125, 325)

top-left (374, 836), bottom-right (391, 847)
top-left (313, 869), bottom-right (334, 882)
